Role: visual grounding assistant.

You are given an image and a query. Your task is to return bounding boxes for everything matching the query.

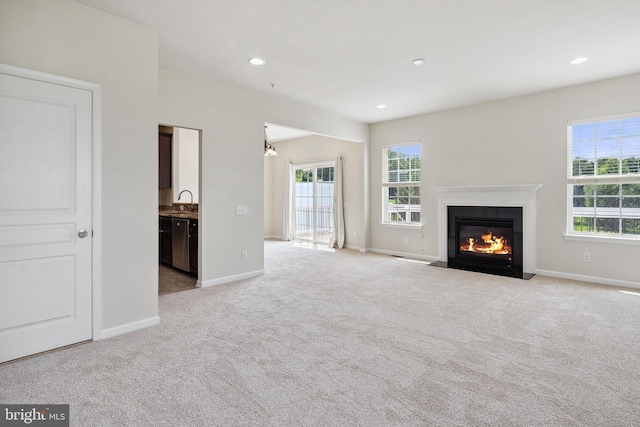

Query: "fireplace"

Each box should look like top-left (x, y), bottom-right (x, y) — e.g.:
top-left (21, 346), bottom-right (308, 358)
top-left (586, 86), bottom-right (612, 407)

top-left (447, 206), bottom-right (526, 278)
top-left (433, 185), bottom-right (542, 279)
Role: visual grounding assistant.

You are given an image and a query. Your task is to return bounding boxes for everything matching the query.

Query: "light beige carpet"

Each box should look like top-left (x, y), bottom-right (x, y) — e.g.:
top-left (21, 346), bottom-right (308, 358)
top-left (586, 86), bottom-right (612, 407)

top-left (1, 240), bottom-right (639, 426)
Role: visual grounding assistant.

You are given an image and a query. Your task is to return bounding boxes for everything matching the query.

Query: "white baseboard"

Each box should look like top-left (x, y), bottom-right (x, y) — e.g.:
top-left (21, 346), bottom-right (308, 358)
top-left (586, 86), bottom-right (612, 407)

top-left (264, 235), bottom-right (283, 240)
top-left (366, 247), bottom-right (440, 262)
top-left (344, 244), bottom-right (360, 251)
top-left (198, 269), bottom-right (265, 288)
top-left (100, 316), bottom-right (160, 340)
top-left (535, 269), bottom-right (640, 290)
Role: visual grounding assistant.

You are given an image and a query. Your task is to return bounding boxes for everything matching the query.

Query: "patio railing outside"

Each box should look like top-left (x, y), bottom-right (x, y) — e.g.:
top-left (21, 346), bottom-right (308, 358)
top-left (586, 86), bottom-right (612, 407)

top-left (295, 205), bottom-right (334, 242)
top-left (293, 181), bottom-right (334, 242)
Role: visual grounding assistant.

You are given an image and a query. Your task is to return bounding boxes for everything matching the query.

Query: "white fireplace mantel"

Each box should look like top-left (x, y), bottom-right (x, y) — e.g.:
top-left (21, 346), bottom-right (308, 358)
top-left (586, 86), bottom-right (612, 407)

top-left (433, 185), bottom-right (542, 274)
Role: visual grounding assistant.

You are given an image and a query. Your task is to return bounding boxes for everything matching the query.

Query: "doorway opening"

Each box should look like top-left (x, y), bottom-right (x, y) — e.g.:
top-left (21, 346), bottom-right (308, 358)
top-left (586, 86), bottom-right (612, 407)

top-left (293, 162), bottom-right (335, 243)
top-left (264, 123), bottom-right (361, 254)
top-left (158, 125), bottom-right (201, 295)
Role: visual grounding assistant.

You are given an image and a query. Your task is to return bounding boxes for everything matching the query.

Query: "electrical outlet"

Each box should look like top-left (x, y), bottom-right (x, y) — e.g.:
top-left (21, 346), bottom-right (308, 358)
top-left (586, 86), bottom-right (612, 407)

top-left (236, 205), bottom-right (248, 215)
top-left (353, 231), bottom-right (357, 238)
top-left (241, 251), bottom-right (248, 261)
top-left (404, 236), bottom-right (409, 244)
top-left (583, 252), bottom-right (591, 263)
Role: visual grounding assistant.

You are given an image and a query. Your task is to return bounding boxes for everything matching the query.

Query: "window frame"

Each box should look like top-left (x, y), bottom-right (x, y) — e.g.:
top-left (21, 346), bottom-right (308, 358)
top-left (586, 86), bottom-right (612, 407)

top-left (566, 112), bottom-right (640, 243)
top-left (381, 141), bottom-right (422, 226)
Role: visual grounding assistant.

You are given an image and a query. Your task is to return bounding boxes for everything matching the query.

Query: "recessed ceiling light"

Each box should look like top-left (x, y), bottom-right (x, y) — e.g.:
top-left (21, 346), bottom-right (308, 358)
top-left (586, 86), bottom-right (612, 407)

top-left (377, 104), bottom-right (386, 109)
top-left (570, 57), bottom-right (588, 65)
top-left (249, 57), bottom-right (266, 65)
top-left (412, 58), bottom-right (425, 65)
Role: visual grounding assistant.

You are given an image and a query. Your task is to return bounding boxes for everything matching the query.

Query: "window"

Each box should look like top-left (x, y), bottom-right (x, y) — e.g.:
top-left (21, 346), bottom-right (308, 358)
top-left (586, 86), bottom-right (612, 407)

top-left (382, 143), bottom-right (421, 224)
top-left (568, 114), bottom-right (640, 238)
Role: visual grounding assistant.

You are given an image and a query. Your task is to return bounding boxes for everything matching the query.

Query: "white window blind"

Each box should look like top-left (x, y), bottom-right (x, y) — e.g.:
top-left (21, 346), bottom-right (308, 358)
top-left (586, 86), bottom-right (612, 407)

top-left (568, 114), bottom-right (640, 180)
top-left (382, 143), bottom-right (421, 186)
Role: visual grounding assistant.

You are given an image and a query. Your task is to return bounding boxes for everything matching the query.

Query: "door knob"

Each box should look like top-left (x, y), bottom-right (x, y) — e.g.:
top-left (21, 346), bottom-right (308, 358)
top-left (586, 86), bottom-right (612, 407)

top-left (78, 230), bottom-right (89, 238)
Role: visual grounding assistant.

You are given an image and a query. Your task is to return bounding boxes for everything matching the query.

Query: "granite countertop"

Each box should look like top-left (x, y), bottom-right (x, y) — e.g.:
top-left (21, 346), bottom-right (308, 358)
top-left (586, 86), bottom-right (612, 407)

top-left (159, 211), bottom-right (198, 220)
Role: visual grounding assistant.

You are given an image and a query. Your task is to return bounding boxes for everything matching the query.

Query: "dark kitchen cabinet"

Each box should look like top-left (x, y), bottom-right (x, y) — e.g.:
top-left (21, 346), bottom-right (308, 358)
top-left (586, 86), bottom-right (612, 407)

top-left (158, 132), bottom-right (172, 189)
top-left (189, 218), bottom-right (198, 276)
top-left (159, 216), bottom-right (172, 266)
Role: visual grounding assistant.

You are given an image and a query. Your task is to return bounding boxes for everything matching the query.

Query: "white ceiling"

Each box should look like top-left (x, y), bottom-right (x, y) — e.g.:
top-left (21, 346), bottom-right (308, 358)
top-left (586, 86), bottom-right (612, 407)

top-left (75, 0), bottom-right (640, 124)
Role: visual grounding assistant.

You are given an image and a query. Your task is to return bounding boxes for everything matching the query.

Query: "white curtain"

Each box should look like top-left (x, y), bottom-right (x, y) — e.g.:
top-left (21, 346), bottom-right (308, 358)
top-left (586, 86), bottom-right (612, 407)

top-left (329, 156), bottom-right (345, 249)
top-left (282, 161), bottom-right (295, 241)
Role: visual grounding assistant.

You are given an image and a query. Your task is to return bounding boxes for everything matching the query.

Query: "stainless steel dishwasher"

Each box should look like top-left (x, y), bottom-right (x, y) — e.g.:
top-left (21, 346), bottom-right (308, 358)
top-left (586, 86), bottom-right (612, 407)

top-left (171, 218), bottom-right (190, 272)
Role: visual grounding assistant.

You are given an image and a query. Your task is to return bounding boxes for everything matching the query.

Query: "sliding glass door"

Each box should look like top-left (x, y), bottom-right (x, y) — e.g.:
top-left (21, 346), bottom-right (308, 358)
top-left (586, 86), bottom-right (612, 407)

top-left (294, 163), bottom-right (335, 243)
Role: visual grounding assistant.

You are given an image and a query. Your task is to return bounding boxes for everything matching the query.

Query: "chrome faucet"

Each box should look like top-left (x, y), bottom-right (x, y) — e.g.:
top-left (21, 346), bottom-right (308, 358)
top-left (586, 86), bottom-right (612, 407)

top-left (178, 190), bottom-right (195, 211)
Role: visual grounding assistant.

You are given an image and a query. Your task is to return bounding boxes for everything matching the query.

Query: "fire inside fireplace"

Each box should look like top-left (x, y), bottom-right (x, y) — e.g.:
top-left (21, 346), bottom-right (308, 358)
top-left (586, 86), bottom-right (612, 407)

top-left (453, 218), bottom-right (515, 274)
top-left (458, 224), bottom-right (513, 260)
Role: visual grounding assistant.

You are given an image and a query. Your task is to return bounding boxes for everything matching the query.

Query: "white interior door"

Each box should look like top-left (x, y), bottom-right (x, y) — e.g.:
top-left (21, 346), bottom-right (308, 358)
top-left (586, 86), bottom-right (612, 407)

top-left (0, 71), bottom-right (93, 363)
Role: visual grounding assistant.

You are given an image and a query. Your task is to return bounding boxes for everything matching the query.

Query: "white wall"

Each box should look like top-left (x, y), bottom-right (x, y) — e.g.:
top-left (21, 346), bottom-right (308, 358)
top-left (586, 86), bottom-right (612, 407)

top-left (369, 72), bottom-right (640, 286)
top-left (158, 69), bottom-right (368, 284)
top-left (7, 0), bottom-right (634, 333)
top-left (265, 135), bottom-right (365, 249)
top-left (0, 0), bottom-right (159, 329)
top-left (172, 127), bottom-right (199, 204)
top-left (0, 0), bottom-right (368, 332)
